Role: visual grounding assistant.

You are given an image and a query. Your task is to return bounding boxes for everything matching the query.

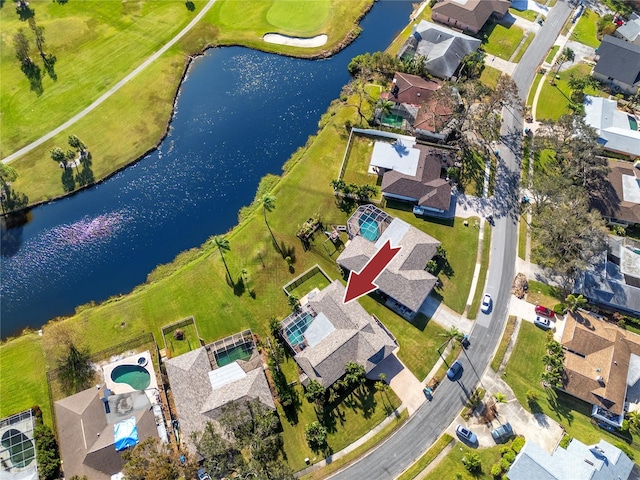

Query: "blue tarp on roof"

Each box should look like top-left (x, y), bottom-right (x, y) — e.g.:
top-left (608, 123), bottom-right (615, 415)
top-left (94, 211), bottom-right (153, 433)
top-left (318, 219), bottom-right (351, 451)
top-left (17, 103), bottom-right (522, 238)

top-left (114, 416), bottom-right (138, 452)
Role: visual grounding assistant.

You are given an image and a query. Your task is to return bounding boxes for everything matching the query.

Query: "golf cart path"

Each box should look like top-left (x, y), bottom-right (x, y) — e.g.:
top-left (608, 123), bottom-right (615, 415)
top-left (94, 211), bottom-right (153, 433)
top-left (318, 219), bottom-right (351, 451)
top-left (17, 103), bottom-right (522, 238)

top-left (2, 0), bottom-right (218, 164)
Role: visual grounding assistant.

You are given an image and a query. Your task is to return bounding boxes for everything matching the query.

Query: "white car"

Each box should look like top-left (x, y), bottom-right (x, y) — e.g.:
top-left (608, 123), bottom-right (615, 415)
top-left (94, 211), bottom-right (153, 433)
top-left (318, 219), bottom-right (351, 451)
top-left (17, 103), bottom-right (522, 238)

top-left (481, 294), bottom-right (492, 314)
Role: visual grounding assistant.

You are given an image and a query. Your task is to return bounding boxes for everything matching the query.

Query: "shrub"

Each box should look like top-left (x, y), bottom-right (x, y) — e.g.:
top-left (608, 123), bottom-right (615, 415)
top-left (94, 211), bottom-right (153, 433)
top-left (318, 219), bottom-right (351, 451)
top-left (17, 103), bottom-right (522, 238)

top-left (34, 423), bottom-right (61, 480)
top-left (512, 436), bottom-right (525, 453)
top-left (559, 434), bottom-right (572, 449)
top-left (490, 462), bottom-right (503, 477)
top-left (525, 390), bottom-right (538, 402)
top-left (502, 450), bottom-right (516, 464)
top-left (553, 303), bottom-right (566, 314)
top-left (500, 457), bottom-right (511, 471)
top-left (462, 452), bottom-right (481, 473)
top-left (305, 422), bottom-right (328, 451)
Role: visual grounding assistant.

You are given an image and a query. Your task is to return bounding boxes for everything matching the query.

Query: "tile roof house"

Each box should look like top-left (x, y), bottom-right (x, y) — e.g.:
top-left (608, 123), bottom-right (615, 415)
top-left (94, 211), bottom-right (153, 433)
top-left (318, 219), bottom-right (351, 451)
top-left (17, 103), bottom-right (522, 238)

top-left (559, 310), bottom-right (640, 427)
top-left (55, 389), bottom-right (159, 480)
top-left (592, 35), bottom-right (640, 95)
top-left (164, 336), bottom-right (274, 451)
top-left (337, 205), bottom-right (440, 319)
top-left (379, 72), bottom-right (456, 142)
top-left (431, 0), bottom-right (511, 35)
top-left (508, 438), bottom-right (633, 480)
top-left (280, 280), bottom-right (396, 387)
top-left (398, 21), bottom-right (481, 79)
top-left (590, 159), bottom-right (640, 227)
top-left (615, 12), bottom-right (640, 46)
top-left (583, 96), bottom-right (640, 157)
top-left (575, 235), bottom-right (640, 318)
top-left (378, 142), bottom-right (456, 215)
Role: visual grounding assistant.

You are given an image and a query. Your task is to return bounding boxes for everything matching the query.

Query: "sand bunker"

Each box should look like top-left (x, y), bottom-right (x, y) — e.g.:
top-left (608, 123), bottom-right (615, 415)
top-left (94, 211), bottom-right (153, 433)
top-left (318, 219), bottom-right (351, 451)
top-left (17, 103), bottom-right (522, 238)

top-left (263, 33), bottom-right (327, 48)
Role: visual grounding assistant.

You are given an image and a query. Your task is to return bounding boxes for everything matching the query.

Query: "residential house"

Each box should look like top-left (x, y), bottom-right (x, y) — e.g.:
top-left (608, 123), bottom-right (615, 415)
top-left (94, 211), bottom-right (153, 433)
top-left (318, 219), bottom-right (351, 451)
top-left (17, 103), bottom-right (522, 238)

top-left (431, 0), bottom-right (510, 35)
top-left (368, 138), bottom-right (455, 215)
top-left (379, 72), bottom-right (457, 142)
top-left (164, 331), bottom-right (275, 451)
top-left (280, 280), bottom-right (396, 387)
top-left (508, 438), bottom-right (633, 480)
top-left (583, 96), bottom-right (640, 157)
top-left (398, 20), bottom-right (481, 79)
top-left (559, 310), bottom-right (640, 427)
top-left (337, 204), bottom-right (441, 319)
top-left (615, 12), bottom-right (640, 46)
top-left (592, 35), bottom-right (640, 95)
top-left (0, 410), bottom-right (39, 480)
top-left (55, 389), bottom-right (159, 480)
top-left (576, 235), bottom-right (640, 318)
top-left (590, 158), bottom-right (640, 226)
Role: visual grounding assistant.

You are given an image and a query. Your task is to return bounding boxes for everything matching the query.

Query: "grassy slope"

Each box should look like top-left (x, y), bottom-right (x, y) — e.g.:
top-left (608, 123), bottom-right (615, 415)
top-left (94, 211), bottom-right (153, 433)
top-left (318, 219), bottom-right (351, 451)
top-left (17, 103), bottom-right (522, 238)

top-left (3, 0), bottom-right (372, 206)
top-left (504, 321), bottom-right (639, 455)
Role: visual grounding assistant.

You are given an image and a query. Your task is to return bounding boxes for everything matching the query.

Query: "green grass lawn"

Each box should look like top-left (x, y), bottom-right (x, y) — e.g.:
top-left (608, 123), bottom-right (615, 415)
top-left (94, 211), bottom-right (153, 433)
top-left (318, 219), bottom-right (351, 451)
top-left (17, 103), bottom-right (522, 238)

top-left (3, 0), bottom-right (373, 208)
top-left (288, 270), bottom-right (332, 299)
top-left (163, 322), bottom-right (200, 357)
top-left (491, 315), bottom-right (517, 372)
top-left (341, 134), bottom-right (380, 189)
top-left (518, 217), bottom-right (527, 259)
top-left (479, 65), bottom-right (502, 90)
top-left (504, 321), bottom-right (640, 457)
top-left (467, 222), bottom-right (491, 319)
top-left (545, 45), bottom-right (560, 64)
top-left (480, 22), bottom-right (525, 60)
top-left (398, 434), bottom-right (453, 480)
top-left (571, 9), bottom-right (601, 48)
top-left (460, 148), bottom-right (486, 197)
top-left (525, 280), bottom-right (563, 308)
top-left (527, 72), bottom-right (543, 108)
top-left (512, 32), bottom-right (535, 63)
top-left (0, 334), bottom-right (51, 426)
top-left (535, 64), bottom-right (598, 121)
top-left (509, 9), bottom-right (539, 22)
top-left (422, 441), bottom-right (511, 479)
top-left (386, 4), bottom-right (433, 56)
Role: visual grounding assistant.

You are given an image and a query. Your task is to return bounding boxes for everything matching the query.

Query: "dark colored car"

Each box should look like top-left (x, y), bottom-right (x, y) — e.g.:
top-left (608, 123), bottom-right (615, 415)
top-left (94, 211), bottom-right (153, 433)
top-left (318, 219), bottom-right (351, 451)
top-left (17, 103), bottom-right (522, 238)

top-left (535, 305), bottom-right (554, 318)
top-left (534, 316), bottom-right (551, 330)
top-left (491, 423), bottom-right (514, 443)
top-left (447, 360), bottom-right (463, 380)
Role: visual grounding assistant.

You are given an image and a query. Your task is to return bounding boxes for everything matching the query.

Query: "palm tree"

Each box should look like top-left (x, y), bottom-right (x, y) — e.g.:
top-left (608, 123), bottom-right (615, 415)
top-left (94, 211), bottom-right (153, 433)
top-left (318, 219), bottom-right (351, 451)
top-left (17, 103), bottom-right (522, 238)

top-left (376, 98), bottom-right (394, 125)
top-left (628, 411), bottom-right (640, 431)
top-left (564, 294), bottom-right (588, 313)
top-left (212, 236), bottom-right (232, 280)
top-left (440, 326), bottom-right (464, 343)
top-left (261, 193), bottom-right (283, 255)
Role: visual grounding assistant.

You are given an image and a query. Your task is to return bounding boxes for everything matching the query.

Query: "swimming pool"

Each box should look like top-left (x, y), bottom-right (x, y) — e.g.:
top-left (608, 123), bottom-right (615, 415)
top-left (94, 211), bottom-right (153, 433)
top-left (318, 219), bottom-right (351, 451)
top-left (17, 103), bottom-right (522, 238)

top-left (1, 429), bottom-right (35, 469)
top-left (110, 364), bottom-right (151, 391)
top-left (214, 343), bottom-right (253, 367)
top-left (359, 218), bottom-right (380, 242)
top-left (285, 312), bottom-right (314, 346)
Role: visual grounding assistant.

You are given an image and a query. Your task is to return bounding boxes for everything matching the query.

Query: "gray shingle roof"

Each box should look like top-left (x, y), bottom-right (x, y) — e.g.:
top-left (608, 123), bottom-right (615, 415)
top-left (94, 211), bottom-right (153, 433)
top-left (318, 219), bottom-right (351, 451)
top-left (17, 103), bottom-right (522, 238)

top-left (593, 35), bottom-right (640, 86)
top-left (54, 389), bottom-right (158, 480)
top-left (292, 281), bottom-right (396, 387)
top-left (165, 346), bottom-right (274, 450)
top-left (404, 21), bottom-right (481, 79)
top-left (337, 216), bottom-right (440, 312)
top-left (616, 13), bottom-right (640, 43)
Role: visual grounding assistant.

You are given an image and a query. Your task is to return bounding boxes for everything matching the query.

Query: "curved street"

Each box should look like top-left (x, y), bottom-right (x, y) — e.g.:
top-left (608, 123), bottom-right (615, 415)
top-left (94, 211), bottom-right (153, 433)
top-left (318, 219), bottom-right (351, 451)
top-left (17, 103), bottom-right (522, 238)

top-left (331, 2), bottom-right (573, 478)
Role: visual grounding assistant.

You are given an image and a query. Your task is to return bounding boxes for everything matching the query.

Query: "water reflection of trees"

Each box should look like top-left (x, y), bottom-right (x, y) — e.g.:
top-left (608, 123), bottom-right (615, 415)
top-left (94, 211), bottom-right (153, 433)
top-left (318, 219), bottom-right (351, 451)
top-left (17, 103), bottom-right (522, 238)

top-left (1, 210), bottom-right (30, 257)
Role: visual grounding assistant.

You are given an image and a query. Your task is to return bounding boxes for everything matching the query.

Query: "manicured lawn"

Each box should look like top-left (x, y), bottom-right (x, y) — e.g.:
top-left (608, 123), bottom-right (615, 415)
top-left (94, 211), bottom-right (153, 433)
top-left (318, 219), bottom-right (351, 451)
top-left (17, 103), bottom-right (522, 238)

top-left (512, 32), bottom-right (535, 63)
top-left (525, 280), bottom-right (563, 308)
top-left (422, 441), bottom-right (510, 479)
top-left (480, 22), bottom-right (525, 61)
top-left (518, 217), bottom-right (527, 259)
top-left (302, 409), bottom-right (409, 480)
top-left (4, 0), bottom-right (373, 207)
top-left (491, 315), bottom-right (517, 372)
top-left (398, 434), bottom-right (453, 480)
top-left (385, 202), bottom-right (480, 315)
top-left (504, 321), bottom-right (640, 456)
top-left (341, 134), bottom-right (381, 190)
top-left (265, 0), bottom-right (331, 34)
top-left (0, 334), bottom-right (51, 426)
top-left (509, 8), bottom-right (538, 22)
top-left (527, 72), bottom-right (543, 108)
top-left (571, 9), bottom-right (601, 48)
top-left (479, 65), bottom-right (502, 90)
top-left (468, 222), bottom-right (491, 320)
top-left (163, 322), bottom-right (200, 357)
top-left (535, 64), bottom-right (597, 121)
top-left (545, 45), bottom-right (560, 64)
top-left (288, 270), bottom-right (332, 299)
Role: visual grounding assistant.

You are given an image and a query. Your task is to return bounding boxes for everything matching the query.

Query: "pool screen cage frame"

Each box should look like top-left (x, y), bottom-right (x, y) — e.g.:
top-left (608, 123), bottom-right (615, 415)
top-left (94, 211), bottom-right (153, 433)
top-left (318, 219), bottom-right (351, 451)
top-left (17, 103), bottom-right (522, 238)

top-left (346, 204), bottom-right (393, 240)
top-left (204, 329), bottom-right (256, 369)
top-left (280, 305), bottom-right (318, 354)
top-left (0, 409), bottom-right (38, 474)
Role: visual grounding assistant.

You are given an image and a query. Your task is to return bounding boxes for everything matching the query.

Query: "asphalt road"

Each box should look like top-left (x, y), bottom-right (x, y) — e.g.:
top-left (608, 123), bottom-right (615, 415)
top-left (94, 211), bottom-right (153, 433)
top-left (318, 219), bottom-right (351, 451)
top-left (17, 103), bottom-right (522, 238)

top-left (331, 3), bottom-right (574, 479)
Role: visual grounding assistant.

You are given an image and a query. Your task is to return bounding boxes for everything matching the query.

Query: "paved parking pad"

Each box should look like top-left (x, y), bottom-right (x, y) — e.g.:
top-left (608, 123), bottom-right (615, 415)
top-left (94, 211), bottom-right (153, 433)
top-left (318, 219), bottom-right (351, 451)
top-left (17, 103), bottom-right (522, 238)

top-left (368, 353), bottom-right (426, 415)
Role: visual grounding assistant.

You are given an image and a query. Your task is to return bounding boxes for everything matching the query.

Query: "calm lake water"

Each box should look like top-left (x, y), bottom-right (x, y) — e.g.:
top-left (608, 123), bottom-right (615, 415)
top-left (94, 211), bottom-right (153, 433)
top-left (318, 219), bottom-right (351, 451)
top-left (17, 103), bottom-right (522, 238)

top-left (0, 0), bottom-right (414, 337)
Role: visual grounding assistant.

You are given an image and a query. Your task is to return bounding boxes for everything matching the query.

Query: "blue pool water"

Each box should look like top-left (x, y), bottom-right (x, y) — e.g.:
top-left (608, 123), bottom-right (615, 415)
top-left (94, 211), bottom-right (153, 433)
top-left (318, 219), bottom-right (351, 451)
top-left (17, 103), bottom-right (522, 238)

top-left (360, 218), bottom-right (380, 242)
top-left (110, 364), bottom-right (151, 390)
top-left (285, 313), bottom-right (314, 346)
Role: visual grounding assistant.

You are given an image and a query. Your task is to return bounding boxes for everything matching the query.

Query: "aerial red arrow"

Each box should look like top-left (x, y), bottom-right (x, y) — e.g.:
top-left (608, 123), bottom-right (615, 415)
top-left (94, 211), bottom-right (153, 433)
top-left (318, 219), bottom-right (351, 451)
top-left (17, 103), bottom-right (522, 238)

top-left (343, 239), bottom-right (401, 304)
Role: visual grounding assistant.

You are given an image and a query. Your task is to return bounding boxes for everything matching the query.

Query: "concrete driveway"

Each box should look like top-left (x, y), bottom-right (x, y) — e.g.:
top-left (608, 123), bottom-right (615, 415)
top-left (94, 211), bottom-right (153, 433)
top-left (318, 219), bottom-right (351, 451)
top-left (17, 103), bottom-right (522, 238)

top-left (368, 353), bottom-right (426, 415)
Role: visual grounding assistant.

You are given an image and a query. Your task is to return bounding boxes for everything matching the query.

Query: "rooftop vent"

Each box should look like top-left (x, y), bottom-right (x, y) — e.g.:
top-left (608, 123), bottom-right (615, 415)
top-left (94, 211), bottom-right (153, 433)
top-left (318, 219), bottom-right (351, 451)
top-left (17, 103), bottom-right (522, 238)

top-left (596, 376), bottom-right (605, 387)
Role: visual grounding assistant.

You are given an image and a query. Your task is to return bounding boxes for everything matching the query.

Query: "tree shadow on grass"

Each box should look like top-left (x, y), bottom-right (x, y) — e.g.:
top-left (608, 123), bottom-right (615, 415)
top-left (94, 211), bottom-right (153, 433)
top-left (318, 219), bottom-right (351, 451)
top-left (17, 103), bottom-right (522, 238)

top-left (233, 275), bottom-right (246, 296)
top-left (61, 168), bottom-right (76, 192)
top-left (546, 389), bottom-right (575, 426)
